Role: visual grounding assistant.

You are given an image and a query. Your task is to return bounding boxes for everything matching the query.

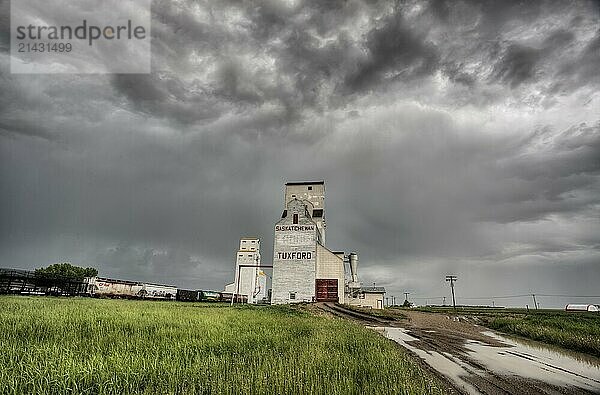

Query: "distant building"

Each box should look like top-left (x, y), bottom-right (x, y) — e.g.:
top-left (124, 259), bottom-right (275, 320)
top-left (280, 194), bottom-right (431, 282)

top-left (224, 238), bottom-right (267, 304)
top-left (346, 286), bottom-right (386, 309)
top-left (565, 304), bottom-right (599, 312)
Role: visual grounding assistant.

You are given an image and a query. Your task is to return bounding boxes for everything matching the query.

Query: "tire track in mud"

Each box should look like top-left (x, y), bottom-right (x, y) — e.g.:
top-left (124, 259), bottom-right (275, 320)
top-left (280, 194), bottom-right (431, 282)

top-left (401, 326), bottom-right (580, 395)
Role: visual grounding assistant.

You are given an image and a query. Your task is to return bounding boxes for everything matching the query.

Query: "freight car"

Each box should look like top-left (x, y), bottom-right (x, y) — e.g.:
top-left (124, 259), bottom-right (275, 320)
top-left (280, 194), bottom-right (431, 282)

top-left (176, 289), bottom-right (201, 302)
top-left (219, 292), bottom-right (247, 303)
top-left (175, 289), bottom-right (248, 303)
top-left (84, 277), bottom-right (177, 300)
top-left (203, 290), bottom-right (223, 302)
top-left (85, 277), bottom-right (142, 298)
top-left (139, 283), bottom-right (177, 300)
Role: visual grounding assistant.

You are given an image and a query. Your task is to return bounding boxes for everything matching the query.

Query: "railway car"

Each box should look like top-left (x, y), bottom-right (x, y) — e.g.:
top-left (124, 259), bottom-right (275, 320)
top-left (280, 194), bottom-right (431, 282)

top-left (85, 277), bottom-right (142, 298)
top-left (218, 292), bottom-right (247, 303)
top-left (139, 283), bottom-right (177, 300)
top-left (200, 290), bottom-right (222, 302)
top-left (176, 289), bottom-right (201, 302)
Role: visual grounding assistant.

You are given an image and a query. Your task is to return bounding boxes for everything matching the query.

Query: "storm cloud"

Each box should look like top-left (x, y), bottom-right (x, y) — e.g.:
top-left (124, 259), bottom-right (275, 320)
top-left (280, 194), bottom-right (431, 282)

top-left (1, 0), bottom-right (599, 307)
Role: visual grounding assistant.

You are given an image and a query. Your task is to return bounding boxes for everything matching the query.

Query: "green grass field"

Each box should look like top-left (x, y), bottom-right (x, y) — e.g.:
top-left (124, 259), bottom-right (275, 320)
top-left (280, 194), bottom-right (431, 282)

top-left (0, 296), bottom-right (446, 395)
top-left (415, 306), bottom-right (600, 357)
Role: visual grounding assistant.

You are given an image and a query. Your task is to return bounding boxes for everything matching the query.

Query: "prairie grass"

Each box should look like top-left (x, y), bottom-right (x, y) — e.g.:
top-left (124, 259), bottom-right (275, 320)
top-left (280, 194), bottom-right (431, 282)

top-left (0, 296), bottom-right (446, 395)
top-left (485, 312), bottom-right (600, 357)
top-left (416, 306), bottom-right (600, 357)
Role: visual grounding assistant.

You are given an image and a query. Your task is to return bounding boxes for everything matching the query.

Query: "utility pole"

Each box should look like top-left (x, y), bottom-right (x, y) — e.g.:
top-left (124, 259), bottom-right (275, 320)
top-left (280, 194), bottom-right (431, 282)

top-left (532, 294), bottom-right (538, 310)
top-left (445, 275), bottom-right (457, 310)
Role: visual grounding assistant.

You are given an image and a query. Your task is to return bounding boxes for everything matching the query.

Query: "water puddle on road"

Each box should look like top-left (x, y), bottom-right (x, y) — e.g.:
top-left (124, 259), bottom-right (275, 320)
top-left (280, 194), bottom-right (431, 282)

top-left (376, 327), bottom-right (481, 394)
top-left (376, 327), bottom-right (600, 394)
top-left (466, 331), bottom-right (600, 391)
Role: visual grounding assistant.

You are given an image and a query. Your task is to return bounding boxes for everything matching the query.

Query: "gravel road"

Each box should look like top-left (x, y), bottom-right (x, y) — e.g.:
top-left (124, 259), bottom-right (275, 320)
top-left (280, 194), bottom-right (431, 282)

top-left (380, 309), bottom-right (600, 395)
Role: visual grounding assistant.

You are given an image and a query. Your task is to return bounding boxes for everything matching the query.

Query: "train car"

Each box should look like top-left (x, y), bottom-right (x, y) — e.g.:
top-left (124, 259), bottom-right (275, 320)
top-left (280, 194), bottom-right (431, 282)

top-left (177, 289), bottom-right (201, 302)
top-left (139, 283), bottom-right (177, 300)
top-left (200, 290), bottom-right (222, 302)
top-left (218, 292), bottom-right (247, 303)
top-left (85, 277), bottom-right (143, 298)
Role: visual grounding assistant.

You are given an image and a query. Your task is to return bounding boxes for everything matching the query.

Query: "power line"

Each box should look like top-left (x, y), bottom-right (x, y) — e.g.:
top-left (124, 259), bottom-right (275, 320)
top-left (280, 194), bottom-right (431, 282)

top-left (410, 296), bottom-right (445, 300)
top-left (459, 294), bottom-right (532, 300)
top-left (404, 293), bottom-right (600, 301)
top-left (458, 294), bottom-right (600, 299)
top-left (536, 294), bottom-right (600, 298)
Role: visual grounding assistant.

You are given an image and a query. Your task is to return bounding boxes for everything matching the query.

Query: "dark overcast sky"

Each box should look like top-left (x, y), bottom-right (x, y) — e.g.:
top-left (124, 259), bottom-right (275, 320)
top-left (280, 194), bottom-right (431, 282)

top-left (1, 0), bottom-right (599, 307)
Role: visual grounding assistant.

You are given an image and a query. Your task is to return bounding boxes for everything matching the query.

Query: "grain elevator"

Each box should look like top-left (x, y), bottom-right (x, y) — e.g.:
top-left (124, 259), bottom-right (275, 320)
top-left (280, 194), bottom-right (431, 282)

top-left (224, 238), bottom-right (267, 304)
top-left (225, 180), bottom-right (385, 308)
top-left (271, 181), bottom-right (384, 306)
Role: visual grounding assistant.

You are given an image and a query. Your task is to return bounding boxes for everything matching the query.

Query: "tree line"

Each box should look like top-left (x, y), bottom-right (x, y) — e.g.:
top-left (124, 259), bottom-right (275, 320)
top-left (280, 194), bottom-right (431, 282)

top-left (35, 263), bottom-right (98, 280)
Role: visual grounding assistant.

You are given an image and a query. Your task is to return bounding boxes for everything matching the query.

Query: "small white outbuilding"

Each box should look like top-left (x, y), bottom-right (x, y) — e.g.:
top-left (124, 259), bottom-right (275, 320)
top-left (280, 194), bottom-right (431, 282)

top-left (565, 304), bottom-right (599, 312)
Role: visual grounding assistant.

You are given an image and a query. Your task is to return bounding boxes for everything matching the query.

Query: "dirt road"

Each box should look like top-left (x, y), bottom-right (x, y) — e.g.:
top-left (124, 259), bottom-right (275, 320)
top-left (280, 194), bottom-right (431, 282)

top-left (316, 304), bottom-right (600, 394)
top-left (381, 310), bottom-right (600, 394)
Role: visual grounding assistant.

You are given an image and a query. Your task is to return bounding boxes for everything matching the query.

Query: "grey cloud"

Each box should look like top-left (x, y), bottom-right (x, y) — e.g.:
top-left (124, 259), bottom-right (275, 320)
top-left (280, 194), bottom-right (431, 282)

top-left (0, 118), bottom-right (54, 141)
top-left (505, 123), bottom-right (600, 182)
top-left (95, 243), bottom-right (215, 285)
top-left (1, 0), bottom-right (599, 304)
top-left (111, 74), bottom-right (225, 124)
top-left (344, 13), bottom-right (440, 92)
top-left (492, 28), bottom-right (583, 89)
top-left (215, 60), bottom-right (264, 105)
top-left (462, 0), bottom-right (546, 38)
top-left (442, 63), bottom-right (476, 87)
top-left (553, 30), bottom-right (600, 93)
top-left (542, 29), bottom-right (575, 48)
top-left (305, 113), bottom-right (600, 264)
top-left (0, 0), bottom-right (8, 52)
top-left (493, 44), bottom-right (543, 88)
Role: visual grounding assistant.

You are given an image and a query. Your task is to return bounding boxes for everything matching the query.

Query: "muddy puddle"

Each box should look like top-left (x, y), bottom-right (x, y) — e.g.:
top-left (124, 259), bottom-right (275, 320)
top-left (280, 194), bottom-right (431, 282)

top-left (376, 327), bottom-right (600, 394)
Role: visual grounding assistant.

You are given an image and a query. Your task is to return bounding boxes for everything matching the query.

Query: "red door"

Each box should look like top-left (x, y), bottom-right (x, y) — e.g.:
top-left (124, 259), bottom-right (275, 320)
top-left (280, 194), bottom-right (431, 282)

top-left (315, 279), bottom-right (338, 302)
